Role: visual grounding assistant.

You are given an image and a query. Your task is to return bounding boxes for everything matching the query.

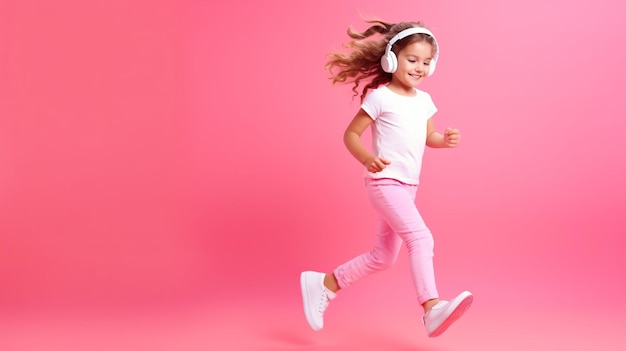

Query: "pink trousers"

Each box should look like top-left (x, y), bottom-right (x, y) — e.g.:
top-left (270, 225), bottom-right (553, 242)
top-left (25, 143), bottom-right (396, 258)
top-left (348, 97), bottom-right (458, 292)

top-left (333, 178), bottom-right (439, 304)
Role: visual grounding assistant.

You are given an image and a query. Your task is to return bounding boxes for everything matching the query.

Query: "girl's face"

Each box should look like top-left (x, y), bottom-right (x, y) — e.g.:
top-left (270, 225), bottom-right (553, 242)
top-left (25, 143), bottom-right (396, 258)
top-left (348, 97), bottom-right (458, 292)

top-left (389, 41), bottom-right (434, 95)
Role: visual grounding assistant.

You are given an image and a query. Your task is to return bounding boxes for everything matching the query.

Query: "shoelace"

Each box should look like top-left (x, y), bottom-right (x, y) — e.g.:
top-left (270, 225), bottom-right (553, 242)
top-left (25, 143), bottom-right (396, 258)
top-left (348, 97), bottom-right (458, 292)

top-left (318, 289), bottom-right (330, 313)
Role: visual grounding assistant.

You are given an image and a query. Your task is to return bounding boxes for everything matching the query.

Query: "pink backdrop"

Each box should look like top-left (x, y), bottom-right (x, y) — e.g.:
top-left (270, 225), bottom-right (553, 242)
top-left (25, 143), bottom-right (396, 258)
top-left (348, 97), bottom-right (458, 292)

top-left (1, 0), bottom-right (625, 350)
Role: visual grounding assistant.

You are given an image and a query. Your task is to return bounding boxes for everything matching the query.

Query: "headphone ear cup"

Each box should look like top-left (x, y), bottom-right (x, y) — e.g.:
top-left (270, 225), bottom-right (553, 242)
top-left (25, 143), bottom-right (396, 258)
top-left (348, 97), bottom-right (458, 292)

top-left (381, 51), bottom-right (398, 73)
top-left (389, 52), bottom-right (398, 73)
top-left (380, 53), bottom-right (392, 73)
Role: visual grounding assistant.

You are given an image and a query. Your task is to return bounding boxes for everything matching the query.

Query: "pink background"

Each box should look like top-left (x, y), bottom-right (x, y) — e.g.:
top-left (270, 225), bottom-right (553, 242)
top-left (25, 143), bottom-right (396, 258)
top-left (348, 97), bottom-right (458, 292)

top-left (1, 0), bottom-right (625, 350)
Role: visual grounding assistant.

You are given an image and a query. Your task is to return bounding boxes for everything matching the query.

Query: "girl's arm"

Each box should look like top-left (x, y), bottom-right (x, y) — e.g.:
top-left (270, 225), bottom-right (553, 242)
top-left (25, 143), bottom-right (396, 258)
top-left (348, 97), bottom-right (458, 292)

top-left (344, 109), bottom-right (391, 173)
top-left (426, 118), bottom-right (460, 148)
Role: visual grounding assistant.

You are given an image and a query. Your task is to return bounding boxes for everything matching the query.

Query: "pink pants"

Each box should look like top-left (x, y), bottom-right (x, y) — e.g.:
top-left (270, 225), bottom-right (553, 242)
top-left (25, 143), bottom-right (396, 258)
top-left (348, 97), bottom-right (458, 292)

top-left (333, 178), bottom-right (439, 304)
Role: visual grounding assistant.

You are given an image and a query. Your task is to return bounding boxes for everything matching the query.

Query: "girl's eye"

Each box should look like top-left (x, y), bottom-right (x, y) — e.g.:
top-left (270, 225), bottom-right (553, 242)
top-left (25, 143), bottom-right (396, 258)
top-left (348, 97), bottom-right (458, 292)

top-left (424, 62), bottom-right (430, 66)
top-left (408, 59), bottom-right (416, 63)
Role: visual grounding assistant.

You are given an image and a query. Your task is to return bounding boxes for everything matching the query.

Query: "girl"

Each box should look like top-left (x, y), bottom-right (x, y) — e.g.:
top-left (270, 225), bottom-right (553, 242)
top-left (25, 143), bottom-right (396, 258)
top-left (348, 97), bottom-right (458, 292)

top-left (300, 19), bottom-right (473, 338)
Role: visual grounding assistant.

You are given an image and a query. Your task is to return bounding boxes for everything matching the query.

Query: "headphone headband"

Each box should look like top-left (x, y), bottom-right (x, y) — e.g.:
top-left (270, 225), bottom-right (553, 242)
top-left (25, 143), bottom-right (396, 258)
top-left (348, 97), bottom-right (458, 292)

top-left (385, 27), bottom-right (438, 60)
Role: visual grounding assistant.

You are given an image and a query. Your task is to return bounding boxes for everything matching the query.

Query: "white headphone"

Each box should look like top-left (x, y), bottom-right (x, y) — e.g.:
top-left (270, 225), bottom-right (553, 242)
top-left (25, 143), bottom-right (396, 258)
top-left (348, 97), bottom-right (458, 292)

top-left (380, 27), bottom-right (439, 75)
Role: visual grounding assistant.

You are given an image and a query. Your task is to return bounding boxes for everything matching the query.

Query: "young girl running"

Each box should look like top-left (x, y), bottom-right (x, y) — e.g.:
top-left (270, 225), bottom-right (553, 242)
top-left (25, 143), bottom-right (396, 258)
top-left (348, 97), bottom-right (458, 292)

top-left (300, 19), bottom-right (473, 338)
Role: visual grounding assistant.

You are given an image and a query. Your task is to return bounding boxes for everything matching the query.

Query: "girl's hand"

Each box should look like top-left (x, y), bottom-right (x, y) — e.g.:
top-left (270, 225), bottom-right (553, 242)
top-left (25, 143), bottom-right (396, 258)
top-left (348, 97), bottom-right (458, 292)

top-left (444, 128), bottom-right (461, 148)
top-left (364, 156), bottom-right (391, 173)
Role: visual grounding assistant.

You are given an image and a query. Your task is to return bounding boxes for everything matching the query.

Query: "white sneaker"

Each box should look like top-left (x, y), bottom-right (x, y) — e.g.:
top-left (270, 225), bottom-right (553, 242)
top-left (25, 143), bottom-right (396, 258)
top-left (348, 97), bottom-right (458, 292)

top-left (423, 291), bottom-right (473, 337)
top-left (300, 271), bottom-right (336, 331)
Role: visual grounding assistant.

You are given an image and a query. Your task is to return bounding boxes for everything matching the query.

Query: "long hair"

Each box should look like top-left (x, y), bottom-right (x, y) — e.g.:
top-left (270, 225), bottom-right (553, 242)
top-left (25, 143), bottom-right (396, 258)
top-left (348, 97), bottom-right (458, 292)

top-left (326, 19), bottom-right (437, 102)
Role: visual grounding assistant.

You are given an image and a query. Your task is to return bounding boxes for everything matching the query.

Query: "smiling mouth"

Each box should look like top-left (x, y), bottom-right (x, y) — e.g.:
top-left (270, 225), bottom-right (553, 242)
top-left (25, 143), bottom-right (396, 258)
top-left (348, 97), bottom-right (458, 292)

top-left (409, 73), bottom-right (423, 79)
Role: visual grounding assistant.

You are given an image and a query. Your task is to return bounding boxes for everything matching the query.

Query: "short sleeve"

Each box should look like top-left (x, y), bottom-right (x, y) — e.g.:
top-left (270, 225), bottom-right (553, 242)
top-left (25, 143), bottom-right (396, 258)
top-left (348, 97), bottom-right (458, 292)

top-left (423, 91), bottom-right (438, 119)
top-left (360, 88), bottom-right (383, 120)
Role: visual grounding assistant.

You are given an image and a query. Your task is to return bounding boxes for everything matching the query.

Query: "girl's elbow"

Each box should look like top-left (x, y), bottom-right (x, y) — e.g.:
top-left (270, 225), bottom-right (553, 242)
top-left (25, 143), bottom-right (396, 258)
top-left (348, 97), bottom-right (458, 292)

top-left (343, 129), bottom-right (356, 142)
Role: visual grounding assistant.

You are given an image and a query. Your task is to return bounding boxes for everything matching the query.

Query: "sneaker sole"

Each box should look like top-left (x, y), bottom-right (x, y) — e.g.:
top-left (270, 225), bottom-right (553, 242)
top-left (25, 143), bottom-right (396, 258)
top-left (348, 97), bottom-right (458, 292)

top-left (429, 291), bottom-right (473, 337)
top-left (300, 272), bottom-right (322, 331)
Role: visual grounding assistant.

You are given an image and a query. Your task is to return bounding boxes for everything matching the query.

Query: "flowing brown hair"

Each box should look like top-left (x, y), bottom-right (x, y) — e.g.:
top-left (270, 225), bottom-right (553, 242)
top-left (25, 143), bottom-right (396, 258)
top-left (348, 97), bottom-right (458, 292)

top-left (326, 19), bottom-right (437, 102)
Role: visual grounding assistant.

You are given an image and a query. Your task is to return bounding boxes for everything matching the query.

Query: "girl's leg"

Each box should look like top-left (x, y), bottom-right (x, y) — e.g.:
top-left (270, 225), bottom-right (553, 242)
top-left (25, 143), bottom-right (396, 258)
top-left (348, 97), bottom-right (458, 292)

top-left (363, 179), bottom-right (439, 306)
top-left (362, 179), bottom-right (473, 337)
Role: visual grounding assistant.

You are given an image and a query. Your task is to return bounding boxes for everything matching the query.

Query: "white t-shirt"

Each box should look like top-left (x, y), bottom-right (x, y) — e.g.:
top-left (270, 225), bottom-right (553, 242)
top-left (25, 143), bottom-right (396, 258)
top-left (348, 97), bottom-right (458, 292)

top-left (361, 85), bottom-right (438, 185)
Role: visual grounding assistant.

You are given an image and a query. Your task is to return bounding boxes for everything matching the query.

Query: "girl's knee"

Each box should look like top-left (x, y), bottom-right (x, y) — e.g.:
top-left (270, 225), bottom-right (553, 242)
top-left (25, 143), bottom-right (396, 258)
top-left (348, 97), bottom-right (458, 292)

top-left (367, 250), bottom-right (398, 271)
top-left (405, 234), bottom-right (434, 255)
